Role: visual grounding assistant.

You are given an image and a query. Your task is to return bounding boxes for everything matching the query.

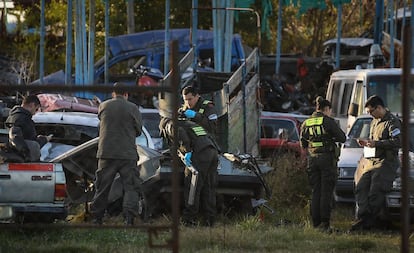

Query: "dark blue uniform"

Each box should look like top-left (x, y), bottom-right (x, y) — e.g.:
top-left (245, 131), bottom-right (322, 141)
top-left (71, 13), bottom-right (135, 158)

top-left (300, 111), bottom-right (346, 229)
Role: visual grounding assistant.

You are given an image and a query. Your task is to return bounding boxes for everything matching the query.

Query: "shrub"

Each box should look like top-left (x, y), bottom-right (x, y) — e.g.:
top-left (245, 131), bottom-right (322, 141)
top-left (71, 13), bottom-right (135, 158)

top-left (264, 151), bottom-right (311, 224)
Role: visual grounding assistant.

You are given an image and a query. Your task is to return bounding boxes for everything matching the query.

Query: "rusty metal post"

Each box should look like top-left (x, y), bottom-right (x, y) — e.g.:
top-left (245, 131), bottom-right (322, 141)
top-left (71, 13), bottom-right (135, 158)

top-left (169, 39), bottom-right (181, 253)
top-left (401, 24), bottom-right (411, 253)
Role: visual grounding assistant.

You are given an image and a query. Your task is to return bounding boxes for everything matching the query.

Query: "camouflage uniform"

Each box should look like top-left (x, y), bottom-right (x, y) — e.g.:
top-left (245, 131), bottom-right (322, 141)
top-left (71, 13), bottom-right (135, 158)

top-left (300, 111), bottom-right (346, 228)
top-left (354, 110), bottom-right (401, 229)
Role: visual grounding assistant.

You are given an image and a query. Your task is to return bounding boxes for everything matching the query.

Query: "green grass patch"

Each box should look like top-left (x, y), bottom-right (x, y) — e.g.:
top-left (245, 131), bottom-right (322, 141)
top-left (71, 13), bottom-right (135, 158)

top-left (0, 153), bottom-right (411, 252)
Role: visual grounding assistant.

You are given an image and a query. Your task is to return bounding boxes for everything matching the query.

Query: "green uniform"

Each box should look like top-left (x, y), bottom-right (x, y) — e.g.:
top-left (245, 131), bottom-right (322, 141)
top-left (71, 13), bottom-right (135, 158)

top-left (300, 111), bottom-right (346, 228)
top-left (355, 110), bottom-right (401, 228)
top-left (90, 95), bottom-right (142, 222)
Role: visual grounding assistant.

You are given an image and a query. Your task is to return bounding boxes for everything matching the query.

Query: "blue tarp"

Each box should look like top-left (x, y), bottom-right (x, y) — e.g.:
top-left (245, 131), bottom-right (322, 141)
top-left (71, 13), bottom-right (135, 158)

top-left (108, 28), bottom-right (237, 57)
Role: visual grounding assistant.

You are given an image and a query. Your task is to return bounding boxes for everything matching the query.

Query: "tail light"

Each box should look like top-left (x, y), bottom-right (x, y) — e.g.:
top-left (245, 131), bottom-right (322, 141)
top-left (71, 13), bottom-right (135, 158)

top-left (54, 184), bottom-right (66, 201)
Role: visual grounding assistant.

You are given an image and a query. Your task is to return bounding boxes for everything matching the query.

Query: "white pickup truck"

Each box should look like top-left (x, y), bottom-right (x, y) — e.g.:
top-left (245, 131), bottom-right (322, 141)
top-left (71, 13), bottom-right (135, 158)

top-left (0, 161), bottom-right (67, 223)
top-left (0, 111), bottom-right (155, 223)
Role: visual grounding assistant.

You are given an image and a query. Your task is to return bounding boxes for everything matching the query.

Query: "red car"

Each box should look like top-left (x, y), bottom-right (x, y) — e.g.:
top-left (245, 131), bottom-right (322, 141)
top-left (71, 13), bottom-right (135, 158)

top-left (260, 111), bottom-right (308, 159)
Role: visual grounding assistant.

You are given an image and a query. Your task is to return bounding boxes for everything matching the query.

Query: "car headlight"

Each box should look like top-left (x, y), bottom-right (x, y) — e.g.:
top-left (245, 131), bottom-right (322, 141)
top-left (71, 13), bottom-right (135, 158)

top-left (339, 167), bottom-right (356, 178)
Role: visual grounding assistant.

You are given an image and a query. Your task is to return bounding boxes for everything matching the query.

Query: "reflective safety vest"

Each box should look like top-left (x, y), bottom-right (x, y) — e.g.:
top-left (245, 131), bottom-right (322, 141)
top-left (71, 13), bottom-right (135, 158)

top-left (197, 100), bottom-right (212, 114)
top-left (191, 126), bottom-right (207, 136)
top-left (189, 125), bottom-right (215, 153)
top-left (304, 116), bottom-right (328, 149)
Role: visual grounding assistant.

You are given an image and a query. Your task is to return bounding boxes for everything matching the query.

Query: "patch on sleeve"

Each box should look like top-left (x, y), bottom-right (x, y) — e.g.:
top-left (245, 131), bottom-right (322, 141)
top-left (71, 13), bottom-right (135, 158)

top-left (391, 128), bottom-right (401, 137)
top-left (208, 114), bottom-right (218, 120)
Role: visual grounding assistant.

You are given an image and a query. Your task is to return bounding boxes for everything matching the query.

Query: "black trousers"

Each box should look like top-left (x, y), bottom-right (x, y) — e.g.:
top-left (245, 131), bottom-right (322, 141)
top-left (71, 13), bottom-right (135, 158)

top-left (182, 147), bottom-right (218, 224)
top-left (307, 152), bottom-right (337, 227)
top-left (355, 159), bottom-right (397, 225)
top-left (90, 159), bottom-right (140, 218)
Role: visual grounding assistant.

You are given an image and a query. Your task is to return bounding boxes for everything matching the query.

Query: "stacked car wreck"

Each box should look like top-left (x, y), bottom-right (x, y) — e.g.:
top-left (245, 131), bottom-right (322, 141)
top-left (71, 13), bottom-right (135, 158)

top-left (0, 29), bottom-right (273, 223)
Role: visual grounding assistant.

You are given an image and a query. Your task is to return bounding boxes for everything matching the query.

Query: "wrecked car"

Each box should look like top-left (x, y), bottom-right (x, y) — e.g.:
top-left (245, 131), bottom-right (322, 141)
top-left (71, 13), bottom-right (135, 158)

top-left (50, 136), bottom-right (273, 221)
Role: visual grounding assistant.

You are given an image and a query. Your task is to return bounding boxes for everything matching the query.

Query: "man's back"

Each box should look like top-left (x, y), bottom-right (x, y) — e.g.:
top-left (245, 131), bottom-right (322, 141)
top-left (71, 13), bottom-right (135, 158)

top-left (97, 96), bottom-right (142, 160)
top-left (5, 106), bottom-right (37, 141)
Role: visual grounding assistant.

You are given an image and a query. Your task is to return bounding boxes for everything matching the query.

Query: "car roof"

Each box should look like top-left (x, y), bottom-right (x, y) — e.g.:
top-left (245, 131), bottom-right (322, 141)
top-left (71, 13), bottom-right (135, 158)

top-left (37, 93), bottom-right (99, 113)
top-left (330, 68), bottom-right (403, 78)
top-left (261, 111), bottom-right (309, 124)
top-left (33, 111), bottom-right (100, 127)
top-left (323, 37), bottom-right (374, 47)
top-left (139, 108), bottom-right (160, 114)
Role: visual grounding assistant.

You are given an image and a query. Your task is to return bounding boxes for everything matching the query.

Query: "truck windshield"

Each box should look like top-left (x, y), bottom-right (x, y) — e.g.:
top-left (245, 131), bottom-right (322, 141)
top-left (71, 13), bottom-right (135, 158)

top-left (367, 75), bottom-right (414, 113)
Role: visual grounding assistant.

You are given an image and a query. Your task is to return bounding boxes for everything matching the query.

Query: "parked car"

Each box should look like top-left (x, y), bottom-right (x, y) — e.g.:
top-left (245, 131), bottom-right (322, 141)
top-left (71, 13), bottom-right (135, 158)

top-left (384, 150), bottom-right (414, 220)
top-left (260, 111), bottom-right (308, 159)
top-left (334, 114), bottom-right (372, 203)
top-left (354, 117), bottom-right (414, 222)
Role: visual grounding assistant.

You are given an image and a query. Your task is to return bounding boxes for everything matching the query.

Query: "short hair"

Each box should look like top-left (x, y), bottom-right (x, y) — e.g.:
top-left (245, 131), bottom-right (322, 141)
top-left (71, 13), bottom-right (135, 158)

top-left (315, 96), bottom-right (331, 110)
top-left (365, 95), bottom-right (385, 108)
top-left (22, 95), bottom-right (41, 107)
top-left (113, 82), bottom-right (127, 95)
top-left (182, 86), bottom-right (198, 96)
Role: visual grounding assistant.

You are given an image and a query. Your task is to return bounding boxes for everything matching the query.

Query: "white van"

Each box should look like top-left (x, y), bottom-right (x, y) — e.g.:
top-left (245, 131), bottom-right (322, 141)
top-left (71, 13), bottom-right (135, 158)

top-left (326, 68), bottom-right (412, 133)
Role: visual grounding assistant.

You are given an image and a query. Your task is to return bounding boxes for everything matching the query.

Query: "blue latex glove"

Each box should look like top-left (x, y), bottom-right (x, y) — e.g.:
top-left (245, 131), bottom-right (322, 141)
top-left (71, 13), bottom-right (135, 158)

top-left (184, 152), bottom-right (192, 167)
top-left (184, 109), bottom-right (196, 119)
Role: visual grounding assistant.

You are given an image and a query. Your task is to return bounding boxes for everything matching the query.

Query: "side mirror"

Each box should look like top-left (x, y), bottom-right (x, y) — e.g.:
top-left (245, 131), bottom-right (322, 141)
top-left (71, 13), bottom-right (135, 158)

top-left (348, 102), bottom-right (359, 117)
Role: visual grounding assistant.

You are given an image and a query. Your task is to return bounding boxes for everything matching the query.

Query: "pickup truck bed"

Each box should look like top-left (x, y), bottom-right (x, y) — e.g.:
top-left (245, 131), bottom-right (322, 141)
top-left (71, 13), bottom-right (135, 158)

top-left (0, 162), bottom-right (67, 222)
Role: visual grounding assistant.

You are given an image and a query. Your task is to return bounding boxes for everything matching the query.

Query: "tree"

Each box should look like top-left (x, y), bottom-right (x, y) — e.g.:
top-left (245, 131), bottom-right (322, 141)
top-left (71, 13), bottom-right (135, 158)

top-left (0, 0), bottom-right (383, 81)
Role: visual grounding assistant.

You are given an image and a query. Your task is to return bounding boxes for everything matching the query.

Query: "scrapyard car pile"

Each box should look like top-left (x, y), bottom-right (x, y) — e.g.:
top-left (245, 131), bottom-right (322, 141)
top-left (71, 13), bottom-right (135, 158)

top-left (0, 111), bottom-right (273, 223)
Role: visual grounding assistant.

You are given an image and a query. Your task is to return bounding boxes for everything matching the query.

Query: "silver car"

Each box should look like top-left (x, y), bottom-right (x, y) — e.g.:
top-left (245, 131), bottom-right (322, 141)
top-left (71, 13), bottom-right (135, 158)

top-left (334, 114), bottom-right (372, 203)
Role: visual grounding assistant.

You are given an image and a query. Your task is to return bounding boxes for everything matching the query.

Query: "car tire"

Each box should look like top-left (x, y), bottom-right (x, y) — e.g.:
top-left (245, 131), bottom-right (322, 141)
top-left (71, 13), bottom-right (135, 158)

top-left (138, 187), bottom-right (149, 222)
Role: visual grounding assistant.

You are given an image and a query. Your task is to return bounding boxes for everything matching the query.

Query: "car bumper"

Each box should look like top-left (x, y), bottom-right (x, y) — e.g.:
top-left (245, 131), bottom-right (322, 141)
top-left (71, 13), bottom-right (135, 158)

top-left (334, 178), bottom-right (355, 203)
top-left (385, 191), bottom-right (414, 219)
top-left (386, 191), bottom-right (414, 208)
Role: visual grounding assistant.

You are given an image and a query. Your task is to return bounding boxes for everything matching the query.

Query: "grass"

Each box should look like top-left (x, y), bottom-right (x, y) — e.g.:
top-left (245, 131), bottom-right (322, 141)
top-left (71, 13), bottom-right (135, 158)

top-left (0, 152), bottom-right (413, 252)
top-left (0, 212), bottom-right (410, 253)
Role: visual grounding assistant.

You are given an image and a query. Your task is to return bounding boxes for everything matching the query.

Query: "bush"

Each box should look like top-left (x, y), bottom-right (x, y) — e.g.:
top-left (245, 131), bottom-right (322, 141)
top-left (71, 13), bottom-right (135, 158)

top-left (264, 151), bottom-right (311, 224)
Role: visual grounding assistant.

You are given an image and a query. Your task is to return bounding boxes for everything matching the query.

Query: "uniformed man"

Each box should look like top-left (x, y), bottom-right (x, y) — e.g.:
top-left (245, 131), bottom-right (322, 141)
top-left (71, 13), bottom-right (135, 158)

top-left (300, 96), bottom-right (346, 231)
top-left (160, 117), bottom-right (219, 227)
top-left (90, 83), bottom-right (142, 226)
top-left (180, 86), bottom-right (218, 137)
top-left (351, 95), bottom-right (401, 231)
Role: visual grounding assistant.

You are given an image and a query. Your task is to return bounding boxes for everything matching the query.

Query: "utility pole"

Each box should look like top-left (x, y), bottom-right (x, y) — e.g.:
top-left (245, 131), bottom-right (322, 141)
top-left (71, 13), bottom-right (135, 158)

top-left (126, 0), bottom-right (135, 34)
